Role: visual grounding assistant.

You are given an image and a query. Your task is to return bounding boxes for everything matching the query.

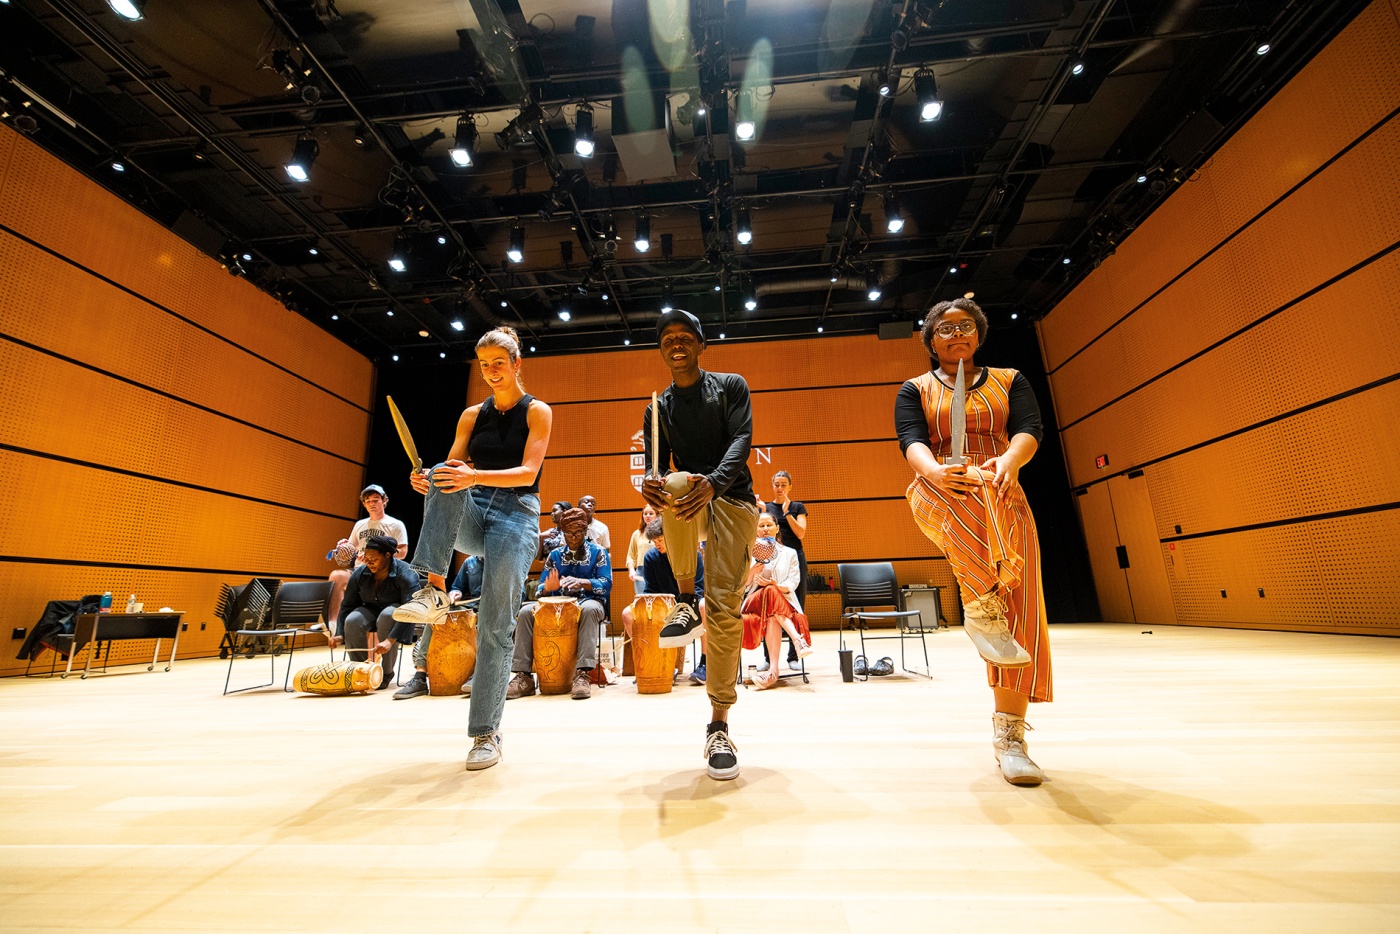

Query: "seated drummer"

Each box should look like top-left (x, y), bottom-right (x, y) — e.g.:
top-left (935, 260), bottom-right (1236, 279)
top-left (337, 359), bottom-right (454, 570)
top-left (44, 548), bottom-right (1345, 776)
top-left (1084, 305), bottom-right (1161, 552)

top-left (507, 507), bottom-right (611, 701)
top-left (337, 535), bottom-right (421, 689)
top-left (622, 519), bottom-right (710, 685)
top-left (393, 555), bottom-right (482, 700)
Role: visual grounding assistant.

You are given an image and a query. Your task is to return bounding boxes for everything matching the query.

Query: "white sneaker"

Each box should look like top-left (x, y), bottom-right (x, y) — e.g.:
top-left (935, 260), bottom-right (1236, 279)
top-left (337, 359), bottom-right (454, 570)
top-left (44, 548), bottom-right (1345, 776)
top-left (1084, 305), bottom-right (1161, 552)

top-left (393, 586), bottom-right (452, 625)
top-left (962, 592), bottom-right (1032, 667)
top-left (465, 732), bottom-right (503, 770)
top-left (993, 713), bottom-right (1044, 786)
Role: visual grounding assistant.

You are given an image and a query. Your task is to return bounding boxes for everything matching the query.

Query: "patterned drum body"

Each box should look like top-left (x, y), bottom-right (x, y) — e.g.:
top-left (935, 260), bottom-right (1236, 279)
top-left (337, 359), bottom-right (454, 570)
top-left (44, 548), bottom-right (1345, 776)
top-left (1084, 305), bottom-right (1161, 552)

top-left (631, 594), bottom-right (676, 695)
top-left (427, 610), bottom-right (477, 696)
top-left (292, 660), bottom-right (383, 695)
top-left (533, 596), bottom-right (580, 695)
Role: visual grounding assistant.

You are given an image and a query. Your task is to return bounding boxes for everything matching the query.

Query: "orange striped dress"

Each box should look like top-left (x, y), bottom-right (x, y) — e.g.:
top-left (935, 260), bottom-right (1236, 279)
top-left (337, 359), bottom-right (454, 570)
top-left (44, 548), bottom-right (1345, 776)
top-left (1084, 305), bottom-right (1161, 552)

top-left (902, 368), bottom-right (1052, 702)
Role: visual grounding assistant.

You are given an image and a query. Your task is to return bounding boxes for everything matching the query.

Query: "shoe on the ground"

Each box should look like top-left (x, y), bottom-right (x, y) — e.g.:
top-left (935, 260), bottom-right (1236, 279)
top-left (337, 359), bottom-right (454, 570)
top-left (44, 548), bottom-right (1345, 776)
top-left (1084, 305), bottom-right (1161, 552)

top-left (657, 599), bottom-right (704, 649)
top-left (393, 671), bottom-right (429, 700)
top-left (962, 592), bottom-right (1033, 668)
top-left (505, 671), bottom-right (535, 700)
top-left (993, 712), bottom-right (1044, 786)
top-left (459, 678), bottom-right (472, 697)
top-left (689, 663), bottom-right (707, 685)
top-left (392, 586), bottom-right (453, 626)
top-left (868, 656), bottom-right (894, 676)
top-left (751, 666), bottom-right (779, 691)
top-left (571, 670), bottom-right (591, 700)
top-left (853, 655), bottom-right (868, 677)
top-left (704, 721), bottom-right (739, 781)
top-left (465, 732), bottom-right (503, 771)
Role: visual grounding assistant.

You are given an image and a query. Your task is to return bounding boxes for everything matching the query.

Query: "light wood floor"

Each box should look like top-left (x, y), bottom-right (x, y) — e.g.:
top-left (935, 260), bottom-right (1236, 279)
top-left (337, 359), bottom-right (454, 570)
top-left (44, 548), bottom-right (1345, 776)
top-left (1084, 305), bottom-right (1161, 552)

top-left (2, 624), bottom-right (1398, 932)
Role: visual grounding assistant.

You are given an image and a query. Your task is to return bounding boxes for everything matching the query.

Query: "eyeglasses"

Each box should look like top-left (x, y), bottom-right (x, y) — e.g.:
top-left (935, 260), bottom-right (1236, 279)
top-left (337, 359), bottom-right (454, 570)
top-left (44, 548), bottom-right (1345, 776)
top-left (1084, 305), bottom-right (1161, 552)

top-left (933, 320), bottom-right (977, 338)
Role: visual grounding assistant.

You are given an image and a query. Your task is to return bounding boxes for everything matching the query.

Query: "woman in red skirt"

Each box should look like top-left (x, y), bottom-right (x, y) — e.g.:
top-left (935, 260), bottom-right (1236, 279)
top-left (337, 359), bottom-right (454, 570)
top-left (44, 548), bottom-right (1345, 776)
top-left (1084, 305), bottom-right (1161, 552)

top-left (895, 297), bottom-right (1052, 786)
top-left (741, 512), bottom-right (813, 690)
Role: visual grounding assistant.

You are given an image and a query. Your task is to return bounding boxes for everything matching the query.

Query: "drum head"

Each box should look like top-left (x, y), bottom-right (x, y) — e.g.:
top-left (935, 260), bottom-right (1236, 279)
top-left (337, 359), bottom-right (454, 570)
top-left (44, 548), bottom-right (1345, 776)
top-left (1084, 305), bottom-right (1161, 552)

top-left (537, 595), bottom-right (579, 606)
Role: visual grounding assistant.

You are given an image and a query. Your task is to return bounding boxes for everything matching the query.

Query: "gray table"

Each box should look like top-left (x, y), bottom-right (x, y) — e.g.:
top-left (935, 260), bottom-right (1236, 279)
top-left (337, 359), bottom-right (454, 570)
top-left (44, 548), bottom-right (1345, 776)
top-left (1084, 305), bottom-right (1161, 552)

top-left (63, 612), bottom-right (182, 679)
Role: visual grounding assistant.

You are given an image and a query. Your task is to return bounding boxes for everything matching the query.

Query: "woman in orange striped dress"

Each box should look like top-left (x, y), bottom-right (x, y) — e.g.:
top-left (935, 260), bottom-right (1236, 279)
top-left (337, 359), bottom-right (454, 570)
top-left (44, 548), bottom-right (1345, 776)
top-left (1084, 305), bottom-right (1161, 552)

top-left (895, 298), bottom-right (1052, 786)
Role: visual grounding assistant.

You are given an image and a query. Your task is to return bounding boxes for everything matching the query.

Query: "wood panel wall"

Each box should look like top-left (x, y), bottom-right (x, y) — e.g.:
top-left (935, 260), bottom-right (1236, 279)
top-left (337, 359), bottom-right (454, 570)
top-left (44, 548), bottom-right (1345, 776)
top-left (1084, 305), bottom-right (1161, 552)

top-left (457, 333), bottom-right (962, 628)
top-left (0, 123), bottom-right (375, 676)
top-left (1037, 0), bottom-right (1400, 635)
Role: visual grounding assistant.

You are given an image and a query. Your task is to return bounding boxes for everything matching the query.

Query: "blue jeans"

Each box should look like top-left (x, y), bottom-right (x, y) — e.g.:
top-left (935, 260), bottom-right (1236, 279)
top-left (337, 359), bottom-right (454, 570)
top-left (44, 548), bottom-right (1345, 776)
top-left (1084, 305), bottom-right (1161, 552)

top-left (410, 469), bottom-right (540, 737)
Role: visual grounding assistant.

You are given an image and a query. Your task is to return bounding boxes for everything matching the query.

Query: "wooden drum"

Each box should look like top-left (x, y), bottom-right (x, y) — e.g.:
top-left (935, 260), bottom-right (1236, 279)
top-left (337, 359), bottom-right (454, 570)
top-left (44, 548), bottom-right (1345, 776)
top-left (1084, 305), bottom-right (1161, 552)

top-left (426, 610), bottom-right (477, 696)
top-left (631, 594), bottom-right (676, 695)
top-left (292, 660), bottom-right (383, 695)
top-left (533, 596), bottom-right (580, 695)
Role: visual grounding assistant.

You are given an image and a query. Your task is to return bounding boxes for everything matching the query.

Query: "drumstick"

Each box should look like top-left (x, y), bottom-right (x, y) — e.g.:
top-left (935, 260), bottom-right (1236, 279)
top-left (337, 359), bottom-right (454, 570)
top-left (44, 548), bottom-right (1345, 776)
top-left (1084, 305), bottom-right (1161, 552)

top-left (650, 390), bottom-right (660, 479)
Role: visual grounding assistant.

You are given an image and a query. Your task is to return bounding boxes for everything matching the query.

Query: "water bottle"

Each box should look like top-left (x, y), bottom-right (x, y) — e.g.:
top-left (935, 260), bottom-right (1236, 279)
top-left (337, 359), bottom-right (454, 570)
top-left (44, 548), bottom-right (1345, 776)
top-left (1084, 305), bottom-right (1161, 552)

top-left (100, 592), bottom-right (113, 613)
top-left (125, 594), bottom-right (137, 614)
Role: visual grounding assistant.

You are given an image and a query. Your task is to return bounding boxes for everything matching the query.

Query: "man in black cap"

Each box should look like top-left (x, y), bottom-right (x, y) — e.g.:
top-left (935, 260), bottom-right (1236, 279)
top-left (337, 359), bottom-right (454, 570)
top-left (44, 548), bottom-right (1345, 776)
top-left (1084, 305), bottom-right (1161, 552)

top-left (642, 308), bottom-right (759, 781)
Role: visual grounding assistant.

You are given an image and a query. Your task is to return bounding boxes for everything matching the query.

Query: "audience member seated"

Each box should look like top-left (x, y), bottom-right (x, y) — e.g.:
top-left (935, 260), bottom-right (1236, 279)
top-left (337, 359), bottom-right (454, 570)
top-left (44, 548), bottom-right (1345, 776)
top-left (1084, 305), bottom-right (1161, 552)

top-left (538, 500), bottom-right (573, 559)
top-left (327, 485), bottom-right (408, 622)
top-left (579, 493), bottom-right (611, 551)
top-left (508, 508), bottom-right (611, 701)
top-left (337, 535), bottom-right (421, 689)
top-left (624, 505), bottom-right (659, 594)
top-left (622, 519), bottom-right (710, 684)
top-left (742, 513), bottom-right (812, 691)
top-left (393, 555), bottom-right (482, 700)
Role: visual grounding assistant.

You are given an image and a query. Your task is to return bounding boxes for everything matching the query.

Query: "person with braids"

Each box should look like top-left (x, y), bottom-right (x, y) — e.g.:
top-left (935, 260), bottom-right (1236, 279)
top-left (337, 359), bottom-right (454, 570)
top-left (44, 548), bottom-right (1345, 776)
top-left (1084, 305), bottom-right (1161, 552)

top-left (393, 326), bottom-right (552, 772)
top-left (895, 298), bottom-right (1053, 786)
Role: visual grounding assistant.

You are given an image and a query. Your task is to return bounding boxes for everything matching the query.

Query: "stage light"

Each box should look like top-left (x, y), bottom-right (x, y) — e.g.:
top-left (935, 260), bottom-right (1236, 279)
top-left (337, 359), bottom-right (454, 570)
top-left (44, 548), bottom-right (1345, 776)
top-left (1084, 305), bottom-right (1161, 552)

top-left (915, 71), bottom-right (943, 122)
top-left (735, 96), bottom-right (755, 141)
top-left (418, 329), bottom-right (430, 338)
top-left (624, 337), bottom-right (631, 346)
top-left (558, 308), bottom-right (572, 321)
top-left (744, 294), bottom-right (757, 311)
top-left (440, 352), bottom-right (447, 359)
top-left (451, 320), bottom-right (465, 331)
top-left (241, 252), bottom-right (253, 262)
top-left (284, 135), bottom-right (318, 182)
top-left (877, 69), bottom-right (893, 98)
top-left (1071, 61), bottom-right (1085, 76)
top-left (1137, 174), bottom-right (1148, 183)
top-left (507, 224), bottom-right (525, 264)
top-left (719, 332), bottom-right (725, 339)
top-left (1062, 257), bottom-right (1072, 265)
top-left (817, 325), bottom-right (824, 333)
top-left (661, 282), bottom-right (674, 312)
top-left (111, 161), bottom-right (125, 172)
top-left (386, 310), bottom-right (394, 316)
top-left (602, 291), bottom-right (610, 301)
top-left (829, 265), bottom-right (841, 283)
top-left (866, 273), bottom-right (883, 301)
top-left (736, 207), bottom-right (752, 245)
top-left (634, 214), bottom-right (651, 252)
top-left (388, 232), bottom-right (409, 273)
top-left (449, 115), bottom-right (476, 167)
top-left (106, 0), bottom-right (144, 21)
top-left (948, 265), bottom-right (957, 274)
top-left (574, 105), bottom-right (595, 158)
top-left (308, 247), bottom-right (319, 255)
top-left (437, 235), bottom-right (447, 245)
top-left (1010, 312), bottom-right (1019, 320)
top-left (885, 196), bottom-right (905, 233)
top-left (676, 94), bottom-right (698, 126)
top-left (500, 299), bottom-right (509, 308)
top-left (392, 354), bottom-right (399, 362)
top-left (352, 124), bottom-right (368, 147)
top-left (331, 314), bottom-right (339, 321)
top-left (1256, 42), bottom-right (1271, 56)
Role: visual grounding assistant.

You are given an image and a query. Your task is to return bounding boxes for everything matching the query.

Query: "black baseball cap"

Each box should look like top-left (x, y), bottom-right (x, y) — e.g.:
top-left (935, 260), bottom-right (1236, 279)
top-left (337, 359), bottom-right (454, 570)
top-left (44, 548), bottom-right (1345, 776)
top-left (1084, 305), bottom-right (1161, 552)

top-left (657, 308), bottom-right (705, 344)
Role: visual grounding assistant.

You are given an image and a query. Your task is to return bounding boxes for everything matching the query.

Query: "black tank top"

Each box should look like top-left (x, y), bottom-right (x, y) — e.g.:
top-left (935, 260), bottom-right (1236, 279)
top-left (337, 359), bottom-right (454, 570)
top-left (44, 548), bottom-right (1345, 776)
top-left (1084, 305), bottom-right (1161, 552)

top-left (468, 394), bottom-right (541, 494)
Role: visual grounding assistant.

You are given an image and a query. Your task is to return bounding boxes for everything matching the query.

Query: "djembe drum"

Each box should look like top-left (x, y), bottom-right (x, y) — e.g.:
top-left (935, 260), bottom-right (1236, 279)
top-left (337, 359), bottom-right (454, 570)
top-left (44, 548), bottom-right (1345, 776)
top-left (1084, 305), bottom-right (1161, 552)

top-left (292, 660), bottom-right (382, 695)
top-left (426, 609), bottom-right (477, 696)
top-left (630, 594), bottom-right (676, 695)
top-left (533, 596), bottom-right (580, 695)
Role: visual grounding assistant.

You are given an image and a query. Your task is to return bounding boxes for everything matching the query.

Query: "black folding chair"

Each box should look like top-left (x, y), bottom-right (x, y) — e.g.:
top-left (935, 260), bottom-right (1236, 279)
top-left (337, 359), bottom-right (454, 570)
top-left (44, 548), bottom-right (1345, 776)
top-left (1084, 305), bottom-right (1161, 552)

top-left (222, 579), bottom-right (332, 694)
top-left (837, 563), bottom-right (934, 679)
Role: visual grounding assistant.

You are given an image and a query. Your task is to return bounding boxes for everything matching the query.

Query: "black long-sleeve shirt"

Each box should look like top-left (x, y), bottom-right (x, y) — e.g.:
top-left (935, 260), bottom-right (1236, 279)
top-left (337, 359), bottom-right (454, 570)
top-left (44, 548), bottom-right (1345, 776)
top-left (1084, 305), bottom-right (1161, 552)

top-left (643, 370), bottom-right (755, 503)
top-left (336, 558), bottom-right (421, 629)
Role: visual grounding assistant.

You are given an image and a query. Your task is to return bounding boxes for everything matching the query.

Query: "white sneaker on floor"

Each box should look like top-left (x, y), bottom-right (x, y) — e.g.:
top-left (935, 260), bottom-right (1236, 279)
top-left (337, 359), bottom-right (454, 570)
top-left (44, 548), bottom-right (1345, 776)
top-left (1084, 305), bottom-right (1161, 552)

top-left (393, 586), bottom-right (452, 625)
top-left (465, 732), bottom-right (503, 771)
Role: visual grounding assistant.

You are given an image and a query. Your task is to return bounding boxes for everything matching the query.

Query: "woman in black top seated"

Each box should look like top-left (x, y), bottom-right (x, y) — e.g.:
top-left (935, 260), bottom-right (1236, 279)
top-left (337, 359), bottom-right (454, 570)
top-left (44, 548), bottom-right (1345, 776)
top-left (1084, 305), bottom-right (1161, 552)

top-left (394, 326), bottom-right (553, 771)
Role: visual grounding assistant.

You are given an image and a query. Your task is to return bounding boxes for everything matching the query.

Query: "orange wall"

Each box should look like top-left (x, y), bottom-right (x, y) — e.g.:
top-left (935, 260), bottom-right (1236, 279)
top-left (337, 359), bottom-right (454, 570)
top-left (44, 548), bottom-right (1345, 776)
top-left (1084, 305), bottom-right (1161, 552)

top-left (1037, 0), bottom-right (1400, 635)
top-left (460, 333), bottom-right (961, 627)
top-left (0, 124), bottom-right (375, 675)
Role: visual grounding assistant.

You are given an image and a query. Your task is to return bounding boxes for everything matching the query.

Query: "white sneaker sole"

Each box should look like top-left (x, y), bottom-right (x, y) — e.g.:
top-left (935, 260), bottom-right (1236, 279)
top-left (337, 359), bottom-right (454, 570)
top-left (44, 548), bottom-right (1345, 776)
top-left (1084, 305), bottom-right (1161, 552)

top-left (706, 761), bottom-right (740, 781)
top-left (658, 625), bottom-right (704, 649)
top-left (965, 628), bottom-right (1033, 667)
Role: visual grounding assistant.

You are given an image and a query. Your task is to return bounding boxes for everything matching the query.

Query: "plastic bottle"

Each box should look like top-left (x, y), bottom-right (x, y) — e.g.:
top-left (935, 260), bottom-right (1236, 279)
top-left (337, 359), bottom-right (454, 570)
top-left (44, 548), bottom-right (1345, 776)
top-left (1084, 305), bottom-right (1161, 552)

top-left (125, 594), bottom-right (137, 614)
top-left (100, 592), bottom-right (113, 613)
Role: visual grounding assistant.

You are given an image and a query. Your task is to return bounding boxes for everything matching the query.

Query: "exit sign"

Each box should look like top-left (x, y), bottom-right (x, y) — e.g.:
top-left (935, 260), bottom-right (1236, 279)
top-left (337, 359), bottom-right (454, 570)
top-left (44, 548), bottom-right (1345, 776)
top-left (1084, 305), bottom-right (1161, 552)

top-left (1095, 454), bottom-right (1110, 469)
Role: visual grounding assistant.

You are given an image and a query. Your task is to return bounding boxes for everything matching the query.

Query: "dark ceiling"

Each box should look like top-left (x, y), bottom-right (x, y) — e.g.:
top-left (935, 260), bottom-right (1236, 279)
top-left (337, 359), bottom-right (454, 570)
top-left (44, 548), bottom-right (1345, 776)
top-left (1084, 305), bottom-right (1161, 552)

top-left (0, 0), bottom-right (1364, 361)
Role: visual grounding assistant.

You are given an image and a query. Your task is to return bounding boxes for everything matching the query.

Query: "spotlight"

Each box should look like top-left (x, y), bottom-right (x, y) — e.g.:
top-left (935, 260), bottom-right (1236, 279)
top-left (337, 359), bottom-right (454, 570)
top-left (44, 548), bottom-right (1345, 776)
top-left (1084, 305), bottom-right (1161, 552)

top-left (111, 161), bottom-right (125, 172)
top-left (1070, 61), bottom-right (1085, 76)
top-left (352, 124), bottom-right (369, 147)
top-left (735, 96), bottom-right (756, 141)
top-left (1062, 257), bottom-right (1072, 265)
top-left (948, 265), bottom-right (957, 274)
top-left (558, 308), bottom-right (572, 321)
top-left (451, 320), bottom-right (465, 331)
top-left (106, 0), bottom-right (144, 21)
top-left (388, 231), bottom-right (410, 272)
top-left (1256, 42), bottom-right (1271, 56)
top-left (885, 196), bottom-right (905, 233)
top-left (891, 24), bottom-right (911, 51)
top-left (495, 103), bottom-right (543, 149)
top-left (418, 329), bottom-right (430, 338)
top-left (634, 214), bottom-right (651, 252)
top-left (735, 207), bottom-right (752, 245)
top-left (743, 284), bottom-right (757, 311)
top-left (392, 354), bottom-right (400, 362)
top-left (915, 71), bottom-right (943, 122)
top-left (449, 115), bottom-right (476, 167)
top-left (876, 69), bottom-right (894, 98)
top-left (866, 273), bottom-right (883, 301)
top-left (676, 94), bottom-right (698, 126)
top-left (817, 325), bottom-right (824, 333)
top-left (696, 96), bottom-right (708, 118)
top-left (624, 337), bottom-right (631, 346)
top-left (1010, 312), bottom-right (1019, 320)
top-left (538, 185), bottom-right (566, 221)
top-left (437, 235), bottom-right (447, 245)
top-left (719, 332), bottom-right (726, 339)
top-left (386, 309), bottom-right (394, 316)
top-left (1137, 174), bottom-right (1148, 183)
top-left (507, 224), bottom-right (525, 264)
top-left (829, 265), bottom-right (841, 284)
top-left (601, 290), bottom-right (610, 302)
top-left (661, 282), bottom-right (674, 312)
top-left (500, 299), bottom-right (509, 308)
top-left (573, 104), bottom-right (595, 158)
top-left (284, 134), bottom-right (319, 182)
top-left (331, 314), bottom-right (339, 321)
top-left (714, 282), bottom-right (722, 292)
top-left (440, 352), bottom-right (447, 359)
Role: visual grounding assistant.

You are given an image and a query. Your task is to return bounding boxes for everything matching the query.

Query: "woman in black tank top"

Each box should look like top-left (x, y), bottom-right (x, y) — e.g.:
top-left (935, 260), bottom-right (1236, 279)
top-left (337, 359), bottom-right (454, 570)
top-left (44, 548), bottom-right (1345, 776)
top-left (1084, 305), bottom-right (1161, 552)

top-left (393, 326), bottom-right (553, 771)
